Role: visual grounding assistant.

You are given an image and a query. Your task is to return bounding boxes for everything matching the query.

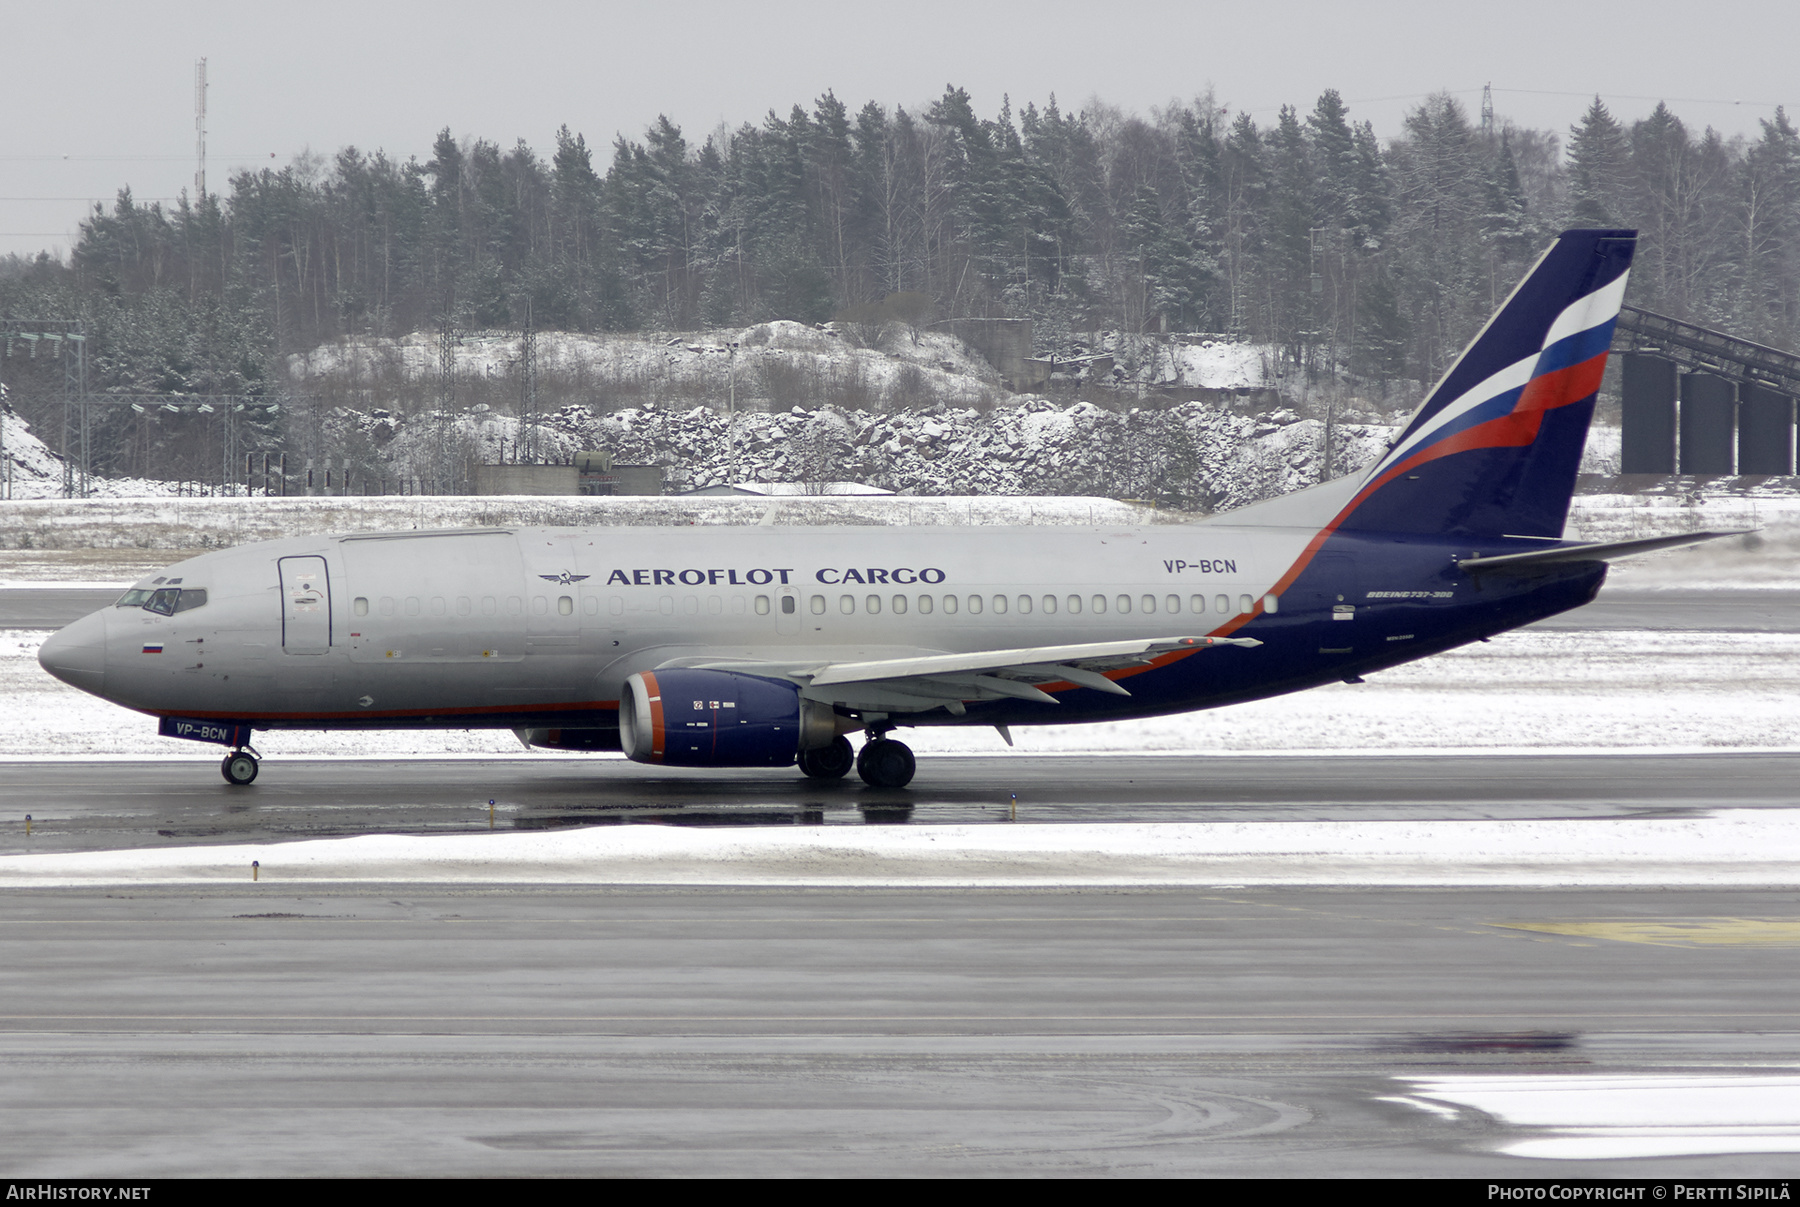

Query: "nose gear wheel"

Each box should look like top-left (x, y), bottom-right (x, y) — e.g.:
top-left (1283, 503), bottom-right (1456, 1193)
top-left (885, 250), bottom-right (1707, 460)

top-left (221, 751), bottom-right (259, 785)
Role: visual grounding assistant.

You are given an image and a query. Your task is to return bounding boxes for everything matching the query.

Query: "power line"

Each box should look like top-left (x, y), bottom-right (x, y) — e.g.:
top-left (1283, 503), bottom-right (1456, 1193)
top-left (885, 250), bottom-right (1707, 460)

top-left (1493, 86), bottom-right (1786, 107)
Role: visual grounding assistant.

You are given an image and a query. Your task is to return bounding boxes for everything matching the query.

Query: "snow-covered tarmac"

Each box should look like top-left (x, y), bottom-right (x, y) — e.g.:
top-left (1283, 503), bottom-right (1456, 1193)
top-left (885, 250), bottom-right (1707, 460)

top-left (7, 809), bottom-right (1800, 889)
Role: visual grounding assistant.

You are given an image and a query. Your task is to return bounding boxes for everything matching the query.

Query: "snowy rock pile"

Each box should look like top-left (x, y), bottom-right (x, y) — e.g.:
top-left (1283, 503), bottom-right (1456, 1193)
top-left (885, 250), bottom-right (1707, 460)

top-left (554, 398), bottom-right (1396, 511)
top-left (287, 320), bottom-right (1006, 413)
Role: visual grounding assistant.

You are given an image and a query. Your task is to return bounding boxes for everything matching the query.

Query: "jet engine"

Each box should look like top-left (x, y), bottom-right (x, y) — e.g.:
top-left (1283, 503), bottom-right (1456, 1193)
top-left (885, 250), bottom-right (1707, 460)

top-left (619, 669), bottom-right (853, 767)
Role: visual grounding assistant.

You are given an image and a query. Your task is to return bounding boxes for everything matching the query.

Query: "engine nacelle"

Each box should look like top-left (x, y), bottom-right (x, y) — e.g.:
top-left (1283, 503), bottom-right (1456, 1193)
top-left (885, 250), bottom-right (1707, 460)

top-left (619, 669), bottom-right (850, 767)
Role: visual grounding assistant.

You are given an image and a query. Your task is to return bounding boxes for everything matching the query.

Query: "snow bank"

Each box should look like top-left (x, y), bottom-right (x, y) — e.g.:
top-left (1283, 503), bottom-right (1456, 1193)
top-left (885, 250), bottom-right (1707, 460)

top-left (0, 493), bottom-right (1168, 557)
top-left (6, 627), bottom-right (1800, 760)
top-left (6, 809), bottom-right (1800, 888)
top-left (1394, 1075), bottom-right (1800, 1160)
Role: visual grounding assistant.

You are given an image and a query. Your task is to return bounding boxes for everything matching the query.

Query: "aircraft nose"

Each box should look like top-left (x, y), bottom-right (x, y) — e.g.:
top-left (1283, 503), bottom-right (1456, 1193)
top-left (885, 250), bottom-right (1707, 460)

top-left (38, 610), bottom-right (108, 694)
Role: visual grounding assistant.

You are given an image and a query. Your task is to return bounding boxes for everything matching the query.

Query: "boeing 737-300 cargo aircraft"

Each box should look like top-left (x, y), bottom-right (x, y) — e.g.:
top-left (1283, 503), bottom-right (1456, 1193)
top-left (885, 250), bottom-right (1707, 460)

top-left (38, 228), bottom-right (1737, 788)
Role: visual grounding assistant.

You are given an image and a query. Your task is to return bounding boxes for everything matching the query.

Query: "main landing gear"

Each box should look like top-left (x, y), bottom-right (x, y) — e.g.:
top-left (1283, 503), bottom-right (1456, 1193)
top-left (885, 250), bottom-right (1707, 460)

top-left (797, 735), bottom-right (856, 781)
top-left (855, 734), bottom-right (916, 790)
top-left (221, 748), bottom-right (260, 786)
top-left (795, 729), bottom-right (917, 789)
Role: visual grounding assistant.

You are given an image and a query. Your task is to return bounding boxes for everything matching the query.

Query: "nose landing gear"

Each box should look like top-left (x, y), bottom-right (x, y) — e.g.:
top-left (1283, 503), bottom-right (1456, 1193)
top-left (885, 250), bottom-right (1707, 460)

top-left (221, 748), bottom-right (260, 786)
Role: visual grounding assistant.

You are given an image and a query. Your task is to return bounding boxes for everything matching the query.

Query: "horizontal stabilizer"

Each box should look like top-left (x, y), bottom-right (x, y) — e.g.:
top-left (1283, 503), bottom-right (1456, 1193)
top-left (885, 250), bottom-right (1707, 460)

top-left (1454, 529), bottom-right (1752, 573)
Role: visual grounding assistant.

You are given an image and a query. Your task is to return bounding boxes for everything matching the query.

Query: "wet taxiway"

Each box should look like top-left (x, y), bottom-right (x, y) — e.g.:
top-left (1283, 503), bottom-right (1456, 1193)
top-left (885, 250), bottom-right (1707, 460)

top-left (4, 751), bottom-right (1800, 854)
top-left (5, 882), bottom-right (1800, 1176)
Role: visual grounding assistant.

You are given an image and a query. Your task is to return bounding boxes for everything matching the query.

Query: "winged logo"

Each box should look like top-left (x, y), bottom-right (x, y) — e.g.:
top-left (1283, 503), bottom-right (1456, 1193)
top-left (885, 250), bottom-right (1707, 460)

top-left (539, 571), bottom-right (591, 585)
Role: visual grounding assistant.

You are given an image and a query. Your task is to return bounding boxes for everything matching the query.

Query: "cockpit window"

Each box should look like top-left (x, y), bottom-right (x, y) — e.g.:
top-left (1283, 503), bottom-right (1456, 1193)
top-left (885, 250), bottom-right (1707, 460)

top-left (122, 587), bottom-right (207, 615)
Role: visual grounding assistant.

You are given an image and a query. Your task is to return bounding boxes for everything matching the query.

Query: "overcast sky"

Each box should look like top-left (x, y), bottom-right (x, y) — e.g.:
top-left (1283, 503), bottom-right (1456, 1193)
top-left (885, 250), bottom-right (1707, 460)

top-left (3, 0), bottom-right (1795, 260)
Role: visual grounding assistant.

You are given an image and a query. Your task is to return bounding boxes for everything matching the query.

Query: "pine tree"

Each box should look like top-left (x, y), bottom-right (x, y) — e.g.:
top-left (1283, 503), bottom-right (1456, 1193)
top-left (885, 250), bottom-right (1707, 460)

top-left (1566, 97), bottom-right (1632, 226)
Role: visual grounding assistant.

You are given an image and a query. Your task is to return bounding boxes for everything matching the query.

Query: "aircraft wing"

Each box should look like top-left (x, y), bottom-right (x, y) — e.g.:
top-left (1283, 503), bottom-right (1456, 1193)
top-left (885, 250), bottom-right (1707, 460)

top-left (667, 635), bottom-right (1260, 714)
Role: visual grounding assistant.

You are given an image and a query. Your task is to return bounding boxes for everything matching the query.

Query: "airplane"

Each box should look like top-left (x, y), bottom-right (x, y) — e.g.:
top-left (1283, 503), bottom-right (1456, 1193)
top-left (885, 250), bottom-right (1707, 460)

top-left (37, 228), bottom-right (1738, 789)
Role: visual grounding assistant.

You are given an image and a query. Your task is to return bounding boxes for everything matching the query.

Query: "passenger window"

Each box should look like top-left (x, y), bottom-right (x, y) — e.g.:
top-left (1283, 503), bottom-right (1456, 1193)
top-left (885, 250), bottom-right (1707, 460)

top-left (458, 596), bottom-right (474, 616)
top-left (1191, 595), bottom-right (1205, 613)
top-left (780, 596), bottom-right (797, 615)
top-left (405, 597), bottom-right (421, 617)
top-left (943, 595), bottom-right (958, 614)
top-left (810, 596), bottom-right (826, 615)
top-left (707, 595), bottom-right (722, 615)
top-left (1092, 595), bottom-right (1106, 614)
top-left (755, 596), bottom-right (770, 615)
top-left (1042, 595), bottom-right (1056, 614)
top-left (1016, 595), bottom-right (1030, 615)
top-left (918, 595), bottom-right (934, 614)
top-left (1141, 595), bottom-right (1155, 614)
top-left (1263, 593), bottom-right (1280, 614)
top-left (1240, 594), bottom-right (1255, 614)
top-left (840, 595), bottom-right (855, 614)
top-left (968, 595), bottom-right (983, 615)
top-left (353, 597), bottom-right (369, 617)
top-left (660, 596), bottom-right (675, 615)
top-left (866, 595), bottom-right (881, 614)
top-left (1116, 595), bottom-right (1131, 615)
top-left (683, 596), bottom-right (699, 615)
top-left (507, 596), bottom-right (522, 615)
top-left (583, 596), bottom-right (598, 616)
top-left (1067, 595), bottom-right (1082, 615)
top-left (1165, 595), bottom-right (1180, 614)
top-left (482, 596), bottom-right (497, 615)
top-left (531, 596), bottom-right (548, 615)
top-left (431, 596), bottom-right (447, 616)
top-left (1215, 594), bottom-right (1230, 614)
top-left (558, 596), bottom-right (574, 616)
top-left (609, 596), bottom-right (624, 616)
top-left (379, 596), bottom-right (396, 617)
top-left (993, 595), bottom-right (1008, 615)
top-left (892, 595), bottom-right (907, 615)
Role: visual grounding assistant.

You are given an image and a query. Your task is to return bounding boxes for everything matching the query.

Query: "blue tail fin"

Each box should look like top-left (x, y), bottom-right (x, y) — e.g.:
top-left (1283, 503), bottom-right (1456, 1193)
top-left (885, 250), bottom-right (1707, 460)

top-left (1338, 229), bottom-right (1636, 539)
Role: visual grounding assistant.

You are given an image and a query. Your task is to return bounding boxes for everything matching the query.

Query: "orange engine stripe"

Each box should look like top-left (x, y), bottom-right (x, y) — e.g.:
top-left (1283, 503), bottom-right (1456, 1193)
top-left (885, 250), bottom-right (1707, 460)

top-left (642, 671), bottom-right (665, 762)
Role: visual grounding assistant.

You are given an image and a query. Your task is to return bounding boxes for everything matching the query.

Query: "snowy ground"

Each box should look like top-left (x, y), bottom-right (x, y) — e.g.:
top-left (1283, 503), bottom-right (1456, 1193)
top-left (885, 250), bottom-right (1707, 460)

top-left (6, 808), bottom-right (1800, 889)
top-left (0, 493), bottom-right (1170, 570)
top-left (6, 625), bottom-right (1800, 760)
top-left (1390, 1076), bottom-right (1800, 1160)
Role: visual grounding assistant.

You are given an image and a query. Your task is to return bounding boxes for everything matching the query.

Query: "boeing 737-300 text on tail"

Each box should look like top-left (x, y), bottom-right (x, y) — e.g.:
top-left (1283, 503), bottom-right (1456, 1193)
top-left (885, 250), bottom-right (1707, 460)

top-left (37, 229), bottom-right (1740, 787)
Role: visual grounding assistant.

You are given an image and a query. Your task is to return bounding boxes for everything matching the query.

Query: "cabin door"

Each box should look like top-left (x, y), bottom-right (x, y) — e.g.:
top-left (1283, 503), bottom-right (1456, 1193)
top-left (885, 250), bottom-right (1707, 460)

top-left (279, 556), bottom-right (332, 655)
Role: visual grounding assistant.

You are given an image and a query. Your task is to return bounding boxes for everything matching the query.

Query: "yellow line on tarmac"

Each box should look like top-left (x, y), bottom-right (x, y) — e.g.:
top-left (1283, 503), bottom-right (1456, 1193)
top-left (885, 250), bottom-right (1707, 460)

top-left (1496, 918), bottom-right (1800, 947)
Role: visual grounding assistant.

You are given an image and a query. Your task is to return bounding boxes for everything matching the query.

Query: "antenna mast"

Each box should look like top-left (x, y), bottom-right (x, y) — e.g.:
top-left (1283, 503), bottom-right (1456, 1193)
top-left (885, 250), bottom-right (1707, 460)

top-left (194, 58), bottom-right (208, 199)
top-left (1480, 82), bottom-right (1495, 141)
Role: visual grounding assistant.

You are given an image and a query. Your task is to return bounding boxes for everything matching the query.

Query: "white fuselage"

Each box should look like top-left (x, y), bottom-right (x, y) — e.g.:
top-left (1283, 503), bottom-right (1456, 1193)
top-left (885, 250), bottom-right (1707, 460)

top-left (64, 522), bottom-right (1308, 728)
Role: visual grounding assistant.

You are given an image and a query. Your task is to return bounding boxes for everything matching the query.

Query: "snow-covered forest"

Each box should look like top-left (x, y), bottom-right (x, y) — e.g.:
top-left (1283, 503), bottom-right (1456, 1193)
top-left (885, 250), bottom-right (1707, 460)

top-left (0, 84), bottom-right (1795, 492)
